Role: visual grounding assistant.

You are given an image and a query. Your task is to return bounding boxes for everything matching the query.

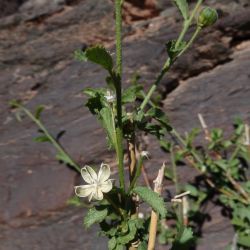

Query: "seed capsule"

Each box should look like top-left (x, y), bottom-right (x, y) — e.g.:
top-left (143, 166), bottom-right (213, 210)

top-left (197, 7), bottom-right (218, 28)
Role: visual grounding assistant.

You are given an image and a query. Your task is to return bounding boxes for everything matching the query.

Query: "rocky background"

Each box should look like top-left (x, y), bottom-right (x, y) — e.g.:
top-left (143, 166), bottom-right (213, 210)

top-left (0, 0), bottom-right (250, 249)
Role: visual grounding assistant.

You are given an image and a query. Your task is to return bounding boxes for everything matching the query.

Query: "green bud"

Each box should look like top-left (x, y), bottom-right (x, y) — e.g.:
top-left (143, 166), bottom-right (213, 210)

top-left (197, 7), bottom-right (218, 28)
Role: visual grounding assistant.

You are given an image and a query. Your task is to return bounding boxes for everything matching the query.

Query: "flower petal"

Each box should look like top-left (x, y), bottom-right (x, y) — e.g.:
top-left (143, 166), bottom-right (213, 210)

top-left (100, 180), bottom-right (112, 193)
top-left (81, 166), bottom-right (98, 184)
top-left (93, 187), bottom-right (104, 200)
top-left (98, 163), bottom-right (111, 182)
top-left (88, 191), bottom-right (95, 202)
top-left (74, 185), bottom-right (95, 197)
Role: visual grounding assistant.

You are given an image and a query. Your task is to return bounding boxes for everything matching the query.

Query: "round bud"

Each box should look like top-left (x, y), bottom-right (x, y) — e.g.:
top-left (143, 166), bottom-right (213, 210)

top-left (197, 7), bottom-right (218, 28)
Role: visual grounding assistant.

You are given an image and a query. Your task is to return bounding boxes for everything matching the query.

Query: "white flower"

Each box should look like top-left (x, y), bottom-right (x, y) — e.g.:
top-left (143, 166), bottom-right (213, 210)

top-left (104, 90), bottom-right (116, 103)
top-left (74, 163), bottom-right (113, 202)
top-left (141, 151), bottom-right (150, 159)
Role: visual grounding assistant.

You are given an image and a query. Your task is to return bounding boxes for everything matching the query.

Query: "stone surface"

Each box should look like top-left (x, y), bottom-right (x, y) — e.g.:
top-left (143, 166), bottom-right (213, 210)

top-left (163, 42), bottom-right (250, 132)
top-left (0, 0), bottom-right (250, 249)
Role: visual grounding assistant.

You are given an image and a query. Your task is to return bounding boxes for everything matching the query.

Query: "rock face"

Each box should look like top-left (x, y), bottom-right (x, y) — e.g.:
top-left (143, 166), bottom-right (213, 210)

top-left (0, 0), bottom-right (250, 249)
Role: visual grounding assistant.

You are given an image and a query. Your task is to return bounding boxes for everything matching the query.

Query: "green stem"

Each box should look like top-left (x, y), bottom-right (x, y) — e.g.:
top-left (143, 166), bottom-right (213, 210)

top-left (115, 0), bottom-right (125, 191)
top-left (138, 0), bottom-right (203, 116)
top-left (16, 104), bottom-right (81, 173)
top-left (177, 26), bottom-right (202, 58)
top-left (170, 146), bottom-right (179, 194)
top-left (115, 0), bottom-right (123, 76)
top-left (175, 0), bottom-right (203, 49)
top-left (138, 59), bottom-right (171, 117)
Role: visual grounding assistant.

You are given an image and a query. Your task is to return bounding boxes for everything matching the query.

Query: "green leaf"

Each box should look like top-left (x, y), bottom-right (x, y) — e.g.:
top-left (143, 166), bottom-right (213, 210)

top-left (34, 105), bottom-right (45, 119)
top-left (171, 227), bottom-right (194, 250)
top-left (99, 107), bottom-right (116, 148)
top-left (117, 220), bottom-right (137, 245)
top-left (56, 152), bottom-right (72, 165)
top-left (165, 168), bottom-right (174, 181)
top-left (9, 99), bottom-right (21, 109)
top-left (84, 90), bottom-right (103, 115)
top-left (74, 49), bottom-right (87, 61)
top-left (108, 237), bottom-right (117, 250)
top-left (84, 207), bottom-right (108, 229)
top-left (143, 123), bottom-right (166, 139)
top-left (85, 46), bottom-right (113, 71)
top-left (166, 40), bottom-right (187, 60)
top-left (122, 85), bottom-right (143, 104)
top-left (133, 186), bottom-right (167, 218)
top-left (67, 195), bottom-right (83, 207)
top-left (185, 184), bottom-right (198, 197)
top-left (160, 140), bottom-right (171, 152)
top-left (238, 233), bottom-right (250, 247)
top-left (214, 159), bottom-right (228, 170)
top-left (138, 241), bottom-right (147, 250)
top-left (146, 107), bottom-right (171, 129)
top-left (114, 245), bottom-right (124, 250)
top-left (173, 0), bottom-right (189, 20)
top-left (34, 135), bottom-right (50, 143)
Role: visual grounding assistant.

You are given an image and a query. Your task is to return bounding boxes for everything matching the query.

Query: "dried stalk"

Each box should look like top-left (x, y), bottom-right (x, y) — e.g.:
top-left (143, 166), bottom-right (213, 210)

top-left (198, 113), bottom-right (210, 141)
top-left (148, 163), bottom-right (165, 250)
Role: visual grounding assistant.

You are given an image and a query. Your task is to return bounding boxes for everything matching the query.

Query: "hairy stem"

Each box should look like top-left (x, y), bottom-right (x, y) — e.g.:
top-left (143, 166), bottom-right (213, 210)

top-left (115, 0), bottom-right (125, 191)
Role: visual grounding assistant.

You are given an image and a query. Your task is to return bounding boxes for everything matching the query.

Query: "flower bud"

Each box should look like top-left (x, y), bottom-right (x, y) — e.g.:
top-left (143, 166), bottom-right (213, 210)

top-left (104, 90), bottom-right (116, 103)
top-left (197, 7), bottom-right (218, 28)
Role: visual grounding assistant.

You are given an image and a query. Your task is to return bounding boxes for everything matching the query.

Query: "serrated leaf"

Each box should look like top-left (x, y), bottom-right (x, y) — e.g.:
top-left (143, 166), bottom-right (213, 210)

top-left (34, 135), bottom-right (50, 143)
top-left (85, 46), bottom-right (113, 71)
top-left (122, 85), bottom-right (143, 104)
top-left (84, 207), bottom-right (108, 229)
top-left (117, 220), bottom-right (137, 245)
top-left (173, 0), bottom-right (189, 20)
top-left (133, 186), bottom-right (167, 218)
top-left (34, 105), bottom-right (44, 119)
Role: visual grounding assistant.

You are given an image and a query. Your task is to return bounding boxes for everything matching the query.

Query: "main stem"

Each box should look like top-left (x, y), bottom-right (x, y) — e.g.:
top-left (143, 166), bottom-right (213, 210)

top-left (115, 0), bottom-right (125, 191)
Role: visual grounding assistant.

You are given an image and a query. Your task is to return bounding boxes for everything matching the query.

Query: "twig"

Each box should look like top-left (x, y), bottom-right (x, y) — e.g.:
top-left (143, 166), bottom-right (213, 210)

top-left (226, 173), bottom-right (250, 203)
top-left (198, 113), bottom-right (211, 141)
top-left (148, 163), bottom-right (165, 250)
top-left (182, 196), bottom-right (189, 226)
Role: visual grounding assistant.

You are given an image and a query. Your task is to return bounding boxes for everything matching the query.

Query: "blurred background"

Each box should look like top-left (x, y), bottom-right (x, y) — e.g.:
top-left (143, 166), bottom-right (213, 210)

top-left (0, 0), bottom-right (250, 249)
